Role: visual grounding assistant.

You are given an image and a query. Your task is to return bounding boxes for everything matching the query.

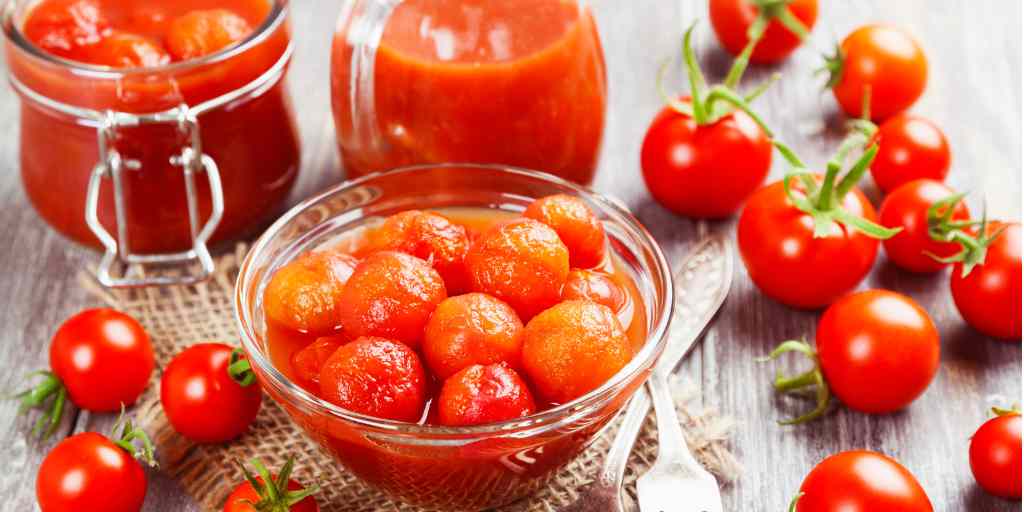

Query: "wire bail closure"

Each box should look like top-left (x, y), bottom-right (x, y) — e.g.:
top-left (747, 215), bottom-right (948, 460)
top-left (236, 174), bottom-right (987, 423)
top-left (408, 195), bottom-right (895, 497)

top-left (84, 106), bottom-right (224, 288)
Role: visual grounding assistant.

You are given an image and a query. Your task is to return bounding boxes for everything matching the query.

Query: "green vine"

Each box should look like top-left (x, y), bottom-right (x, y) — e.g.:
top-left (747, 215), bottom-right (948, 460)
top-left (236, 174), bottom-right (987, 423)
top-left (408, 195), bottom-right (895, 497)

top-left (112, 407), bottom-right (157, 467)
top-left (14, 371), bottom-right (68, 439)
top-left (757, 340), bottom-right (831, 425)
top-left (237, 457), bottom-right (319, 512)
top-left (927, 204), bottom-right (1007, 277)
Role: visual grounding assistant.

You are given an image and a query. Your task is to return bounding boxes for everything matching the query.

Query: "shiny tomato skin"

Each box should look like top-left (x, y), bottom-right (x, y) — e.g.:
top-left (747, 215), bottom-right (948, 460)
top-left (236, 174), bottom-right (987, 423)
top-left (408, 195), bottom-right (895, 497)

top-left (641, 102), bottom-right (772, 219)
top-left (969, 413), bottom-right (1022, 499)
top-left (878, 179), bottom-right (969, 273)
top-left (709, 0), bottom-right (819, 63)
top-left (816, 290), bottom-right (939, 414)
top-left (796, 450), bottom-right (933, 512)
top-left (833, 25), bottom-right (927, 121)
top-left (161, 343), bottom-right (262, 443)
top-left (224, 477), bottom-right (320, 512)
top-left (737, 178), bottom-right (879, 309)
top-left (870, 115), bottom-right (951, 193)
top-left (951, 222), bottom-right (1022, 340)
top-left (36, 432), bottom-right (147, 512)
top-left (50, 308), bottom-right (154, 412)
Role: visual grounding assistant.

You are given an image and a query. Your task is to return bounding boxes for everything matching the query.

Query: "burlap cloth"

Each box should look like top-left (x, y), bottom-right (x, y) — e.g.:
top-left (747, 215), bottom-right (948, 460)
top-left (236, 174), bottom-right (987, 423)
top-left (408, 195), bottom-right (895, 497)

top-left (79, 244), bottom-right (741, 511)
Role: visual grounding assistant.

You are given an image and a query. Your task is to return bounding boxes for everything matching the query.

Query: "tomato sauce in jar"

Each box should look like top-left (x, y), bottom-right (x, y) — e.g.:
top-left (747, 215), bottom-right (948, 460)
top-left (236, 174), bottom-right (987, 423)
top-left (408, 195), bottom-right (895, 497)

top-left (3, 0), bottom-right (299, 261)
top-left (331, 0), bottom-right (607, 184)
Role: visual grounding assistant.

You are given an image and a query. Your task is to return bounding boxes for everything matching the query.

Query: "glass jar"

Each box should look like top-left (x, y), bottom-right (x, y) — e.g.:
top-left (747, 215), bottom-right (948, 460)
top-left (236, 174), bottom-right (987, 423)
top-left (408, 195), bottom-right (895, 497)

top-left (331, 0), bottom-right (607, 185)
top-left (2, 0), bottom-right (300, 287)
top-left (235, 164), bottom-right (673, 511)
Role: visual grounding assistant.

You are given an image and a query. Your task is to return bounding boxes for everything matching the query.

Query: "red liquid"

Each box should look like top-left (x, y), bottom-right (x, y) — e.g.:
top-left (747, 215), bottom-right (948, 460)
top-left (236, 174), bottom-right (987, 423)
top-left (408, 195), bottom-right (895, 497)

top-left (263, 208), bottom-right (648, 510)
top-left (8, 0), bottom-right (299, 253)
top-left (331, 0), bottom-right (607, 184)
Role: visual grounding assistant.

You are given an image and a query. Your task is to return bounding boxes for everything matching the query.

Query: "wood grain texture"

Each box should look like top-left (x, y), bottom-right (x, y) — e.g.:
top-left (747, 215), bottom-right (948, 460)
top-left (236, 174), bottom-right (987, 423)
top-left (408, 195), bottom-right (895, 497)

top-left (0, 0), bottom-right (1019, 510)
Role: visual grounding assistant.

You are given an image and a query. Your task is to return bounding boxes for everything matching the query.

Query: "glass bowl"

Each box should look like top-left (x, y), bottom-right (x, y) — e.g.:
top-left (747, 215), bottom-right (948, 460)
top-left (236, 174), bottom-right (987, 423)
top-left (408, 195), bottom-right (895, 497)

top-left (235, 164), bottom-right (673, 511)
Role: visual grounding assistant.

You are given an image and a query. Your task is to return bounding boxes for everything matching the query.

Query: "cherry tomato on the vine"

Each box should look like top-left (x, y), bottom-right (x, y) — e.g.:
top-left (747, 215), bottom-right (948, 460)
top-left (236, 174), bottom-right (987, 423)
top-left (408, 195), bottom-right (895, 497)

top-left (951, 221), bottom-right (1022, 340)
top-left (709, 0), bottom-right (818, 64)
top-left (878, 179), bottom-right (969, 273)
top-left (816, 290), bottom-right (940, 414)
top-left (642, 99), bottom-right (773, 218)
top-left (793, 450), bottom-right (933, 511)
top-left (224, 458), bottom-right (319, 512)
top-left (161, 343), bottom-right (262, 443)
top-left (828, 25), bottom-right (927, 121)
top-left (969, 411), bottom-right (1022, 499)
top-left (738, 178), bottom-right (881, 309)
top-left (870, 115), bottom-right (950, 193)
top-left (36, 415), bottom-right (154, 512)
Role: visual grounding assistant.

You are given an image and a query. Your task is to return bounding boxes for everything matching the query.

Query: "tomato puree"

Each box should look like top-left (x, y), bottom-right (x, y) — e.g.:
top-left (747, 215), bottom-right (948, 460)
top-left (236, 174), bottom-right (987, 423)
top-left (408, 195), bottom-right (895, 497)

top-left (332, 0), bottom-right (607, 184)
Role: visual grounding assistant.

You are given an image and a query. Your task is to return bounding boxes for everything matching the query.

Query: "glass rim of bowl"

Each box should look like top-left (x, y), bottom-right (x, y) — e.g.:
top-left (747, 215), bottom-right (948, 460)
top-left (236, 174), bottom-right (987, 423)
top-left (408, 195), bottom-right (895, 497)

top-left (235, 163), bottom-right (675, 438)
top-left (1, 0), bottom-right (289, 79)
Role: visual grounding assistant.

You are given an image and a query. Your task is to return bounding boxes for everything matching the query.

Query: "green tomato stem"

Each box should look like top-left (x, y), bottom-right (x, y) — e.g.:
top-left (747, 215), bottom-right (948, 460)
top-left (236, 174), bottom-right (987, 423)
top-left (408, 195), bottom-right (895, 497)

top-left (724, 13), bottom-right (769, 89)
top-left (681, 23), bottom-right (708, 124)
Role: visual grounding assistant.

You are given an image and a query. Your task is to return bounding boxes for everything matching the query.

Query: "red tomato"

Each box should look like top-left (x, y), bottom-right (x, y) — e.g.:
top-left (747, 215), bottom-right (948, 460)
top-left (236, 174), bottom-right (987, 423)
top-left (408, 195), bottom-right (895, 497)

top-left (22, 0), bottom-right (109, 56)
top-left (36, 432), bottom-right (147, 512)
top-left (224, 459), bottom-right (319, 512)
top-left (878, 179), bottom-right (969, 273)
top-left (161, 343), bottom-right (262, 443)
top-left (642, 101), bottom-right (773, 218)
top-left (830, 25), bottom-right (928, 121)
top-left (951, 222), bottom-right (1022, 340)
top-left (817, 290), bottom-right (939, 414)
top-left (870, 115), bottom-right (951, 193)
top-left (969, 412), bottom-right (1022, 499)
top-left (50, 308), bottom-right (154, 412)
top-left (709, 0), bottom-right (818, 63)
top-left (79, 31), bottom-right (170, 68)
top-left (737, 178), bottom-right (880, 309)
top-left (795, 450), bottom-right (933, 511)
top-left (166, 9), bottom-right (253, 60)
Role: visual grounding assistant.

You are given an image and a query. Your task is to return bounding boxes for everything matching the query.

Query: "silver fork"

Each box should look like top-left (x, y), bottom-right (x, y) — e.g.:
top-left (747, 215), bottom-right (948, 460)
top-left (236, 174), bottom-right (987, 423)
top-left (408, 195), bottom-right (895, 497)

top-left (636, 235), bottom-right (733, 512)
top-left (561, 235), bottom-right (732, 512)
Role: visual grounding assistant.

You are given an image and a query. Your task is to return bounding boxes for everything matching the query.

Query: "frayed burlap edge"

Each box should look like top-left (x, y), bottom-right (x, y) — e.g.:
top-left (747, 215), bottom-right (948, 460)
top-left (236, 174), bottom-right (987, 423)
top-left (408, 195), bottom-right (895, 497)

top-left (77, 244), bottom-right (741, 512)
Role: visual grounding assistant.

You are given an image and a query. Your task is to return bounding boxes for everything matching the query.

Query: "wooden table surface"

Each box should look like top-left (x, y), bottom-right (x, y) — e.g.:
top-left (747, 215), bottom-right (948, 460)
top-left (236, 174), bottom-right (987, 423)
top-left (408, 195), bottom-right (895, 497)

top-left (0, 1), bottom-right (1020, 510)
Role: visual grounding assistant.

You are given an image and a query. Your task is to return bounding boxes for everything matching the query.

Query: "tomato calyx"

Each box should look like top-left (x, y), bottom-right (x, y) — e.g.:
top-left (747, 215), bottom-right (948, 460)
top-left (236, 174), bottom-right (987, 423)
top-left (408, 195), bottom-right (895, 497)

top-left (740, 0), bottom-right (812, 67)
top-left (657, 23), bottom-right (776, 134)
top-left (820, 43), bottom-right (846, 89)
top-left (758, 340), bottom-right (831, 425)
top-left (229, 348), bottom-right (257, 387)
top-left (787, 491), bottom-right (804, 512)
top-left (991, 405), bottom-right (1022, 417)
top-left (237, 457), bottom-right (318, 512)
top-left (927, 207), bottom-right (1007, 277)
top-left (111, 407), bottom-right (158, 467)
top-left (14, 370), bottom-right (68, 439)
top-left (774, 124), bottom-right (900, 240)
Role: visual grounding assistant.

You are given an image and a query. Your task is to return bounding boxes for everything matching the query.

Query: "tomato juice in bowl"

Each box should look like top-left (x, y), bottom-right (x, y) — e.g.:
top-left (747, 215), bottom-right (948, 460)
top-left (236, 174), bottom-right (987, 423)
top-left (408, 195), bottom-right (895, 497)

top-left (235, 165), bottom-right (673, 511)
top-left (331, 0), bottom-right (607, 185)
top-left (3, 0), bottom-right (300, 286)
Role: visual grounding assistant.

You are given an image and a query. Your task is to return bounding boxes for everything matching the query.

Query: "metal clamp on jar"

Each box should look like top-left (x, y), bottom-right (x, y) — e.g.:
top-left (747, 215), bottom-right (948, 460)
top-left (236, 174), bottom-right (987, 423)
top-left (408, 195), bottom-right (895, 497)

top-left (3, 0), bottom-right (301, 288)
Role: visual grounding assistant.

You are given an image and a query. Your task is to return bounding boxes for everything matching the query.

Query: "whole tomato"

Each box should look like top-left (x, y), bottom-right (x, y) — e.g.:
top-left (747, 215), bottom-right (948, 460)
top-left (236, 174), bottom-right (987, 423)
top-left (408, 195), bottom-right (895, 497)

top-left (969, 410), bottom-right (1022, 499)
top-left (224, 458), bottom-right (319, 512)
top-left (709, 0), bottom-right (818, 63)
top-left (870, 115), bottom-right (951, 193)
top-left (815, 290), bottom-right (940, 414)
top-left (828, 25), bottom-right (928, 121)
top-left (738, 178), bottom-right (881, 309)
top-left (642, 100), bottom-right (773, 218)
top-left (36, 415), bottom-right (153, 512)
top-left (793, 450), bottom-right (933, 511)
top-left (161, 343), bottom-right (262, 443)
top-left (878, 179), bottom-right (969, 273)
top-left (951, 221), bottom-right (1022, 340)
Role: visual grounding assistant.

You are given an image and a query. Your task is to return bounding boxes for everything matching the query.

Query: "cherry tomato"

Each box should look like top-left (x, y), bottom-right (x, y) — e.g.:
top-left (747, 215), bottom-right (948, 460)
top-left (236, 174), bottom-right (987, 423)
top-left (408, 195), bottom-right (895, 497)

top-left (290, 334), bottom-right (348, 386)
top-left (166, 9), bottom-right (252, 60)
top-left (50, 308), bottom-right (154, 412)
top-left (523, 194), bottom-right (607, 268)
top-left (878, 179), bottom-right (969, 273)
top-left (969, 412), bottom-right (1022, 499)
top-left (318, 336), bottom-right (427, 422)
top-left (80, 31), bottom-right (170, 68)
top-left (22, 0), bottom-right (109, 57)
top-left (36, 416), bottom-right (153, 512)
top-left (794, 450), bottom-right (933, 511)
top-left (161, 343), bottom-right (262, 443)
top-left (870, 115), bottom-right (951, 193)
top-left (437, 363), bottom-right (536, 427)
top-left (561, 269), bottom-right (627, 313)
top-left (737, 178), bottom-right (880, 309)
top-left (642, 100), bottom-right (773, 218)
top-left (709, 0), bottom-right (818, 64)
top-left (817, 290), bottom-right (939, 414)
top-left (951, 222), bottom-right (1022, 340)
top-left (224, 458), bottom-right (319, 512)
top-left (830, 25), bottom-right (927, 121)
